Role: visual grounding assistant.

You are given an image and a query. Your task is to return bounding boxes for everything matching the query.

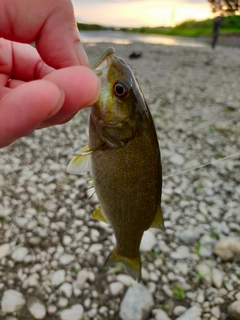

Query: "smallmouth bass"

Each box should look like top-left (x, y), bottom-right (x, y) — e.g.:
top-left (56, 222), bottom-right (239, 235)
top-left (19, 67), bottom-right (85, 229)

top-left (68, 47), bottom-right (163, 281)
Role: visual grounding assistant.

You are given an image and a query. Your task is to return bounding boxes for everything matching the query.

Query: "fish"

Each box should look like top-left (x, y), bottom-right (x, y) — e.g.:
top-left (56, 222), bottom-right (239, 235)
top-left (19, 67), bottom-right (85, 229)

top-left (67, 47), bottom-right (163, 281)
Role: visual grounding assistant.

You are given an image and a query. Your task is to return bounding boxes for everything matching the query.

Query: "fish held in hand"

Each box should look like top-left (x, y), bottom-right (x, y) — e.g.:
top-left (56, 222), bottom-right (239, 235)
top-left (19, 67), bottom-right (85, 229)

top-left (67, 47), bottom-right (163, 281)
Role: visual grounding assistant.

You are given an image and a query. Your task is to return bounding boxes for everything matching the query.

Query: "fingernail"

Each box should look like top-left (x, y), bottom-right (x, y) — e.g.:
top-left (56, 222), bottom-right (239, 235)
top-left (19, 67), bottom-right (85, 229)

top-left (75, 42), bottom-right (89, 66)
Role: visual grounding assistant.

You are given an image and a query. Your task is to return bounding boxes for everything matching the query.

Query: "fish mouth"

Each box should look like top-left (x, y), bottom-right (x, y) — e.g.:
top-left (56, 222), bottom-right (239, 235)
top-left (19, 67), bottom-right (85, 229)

top-left (91, 47), bottom-right (115, 84)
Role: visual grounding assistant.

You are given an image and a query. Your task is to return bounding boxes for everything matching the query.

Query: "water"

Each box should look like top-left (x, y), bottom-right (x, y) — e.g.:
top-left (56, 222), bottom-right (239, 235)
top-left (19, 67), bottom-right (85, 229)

top-left (80, 30), bottom-right (208, 48)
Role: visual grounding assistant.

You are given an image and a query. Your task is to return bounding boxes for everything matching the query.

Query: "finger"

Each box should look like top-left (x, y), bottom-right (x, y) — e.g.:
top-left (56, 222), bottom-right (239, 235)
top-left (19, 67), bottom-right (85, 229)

top-left (0, 0), bottom-right (88, 68)
top-left (41, 66), bottom-right (100, 127)
top-left (0, 39), bottom-right (54, 84)
top-left (0, 80), bottom-right (64, 148)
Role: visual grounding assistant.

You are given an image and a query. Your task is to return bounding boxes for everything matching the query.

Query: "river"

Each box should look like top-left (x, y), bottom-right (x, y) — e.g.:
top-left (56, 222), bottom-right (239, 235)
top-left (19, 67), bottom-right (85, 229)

top-left (80, 30), bottom-right (208, 48)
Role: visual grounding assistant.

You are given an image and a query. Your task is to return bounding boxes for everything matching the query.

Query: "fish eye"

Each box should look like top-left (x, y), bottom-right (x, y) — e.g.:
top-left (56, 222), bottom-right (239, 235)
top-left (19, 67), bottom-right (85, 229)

top-left (114, 81), bottom-right (129, 99)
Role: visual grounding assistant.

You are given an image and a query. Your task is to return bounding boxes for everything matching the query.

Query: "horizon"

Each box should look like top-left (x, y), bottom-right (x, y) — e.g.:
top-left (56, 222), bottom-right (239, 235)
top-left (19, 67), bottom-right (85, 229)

top-left (71, 0), bottom-right (215, 28)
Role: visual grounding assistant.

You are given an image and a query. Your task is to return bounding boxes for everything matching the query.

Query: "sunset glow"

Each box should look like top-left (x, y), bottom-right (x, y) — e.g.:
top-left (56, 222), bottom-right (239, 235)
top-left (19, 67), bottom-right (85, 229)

top-left (71, 0), bottom-right (214, 27)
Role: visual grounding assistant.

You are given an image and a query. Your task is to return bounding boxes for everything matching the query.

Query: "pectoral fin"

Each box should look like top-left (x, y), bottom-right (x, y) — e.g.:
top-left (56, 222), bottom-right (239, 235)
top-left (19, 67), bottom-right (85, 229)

top-left (150, 206), bottom-right (164, 229)
top-left (67, 145), bottom-right (93, 175)
top-left (91, 206), bottom-right (109, 224)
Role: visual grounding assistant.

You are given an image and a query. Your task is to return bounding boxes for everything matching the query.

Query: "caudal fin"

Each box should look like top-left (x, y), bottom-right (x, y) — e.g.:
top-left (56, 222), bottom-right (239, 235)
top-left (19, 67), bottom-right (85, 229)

top-left (105, 248), bottom-right (141, 282)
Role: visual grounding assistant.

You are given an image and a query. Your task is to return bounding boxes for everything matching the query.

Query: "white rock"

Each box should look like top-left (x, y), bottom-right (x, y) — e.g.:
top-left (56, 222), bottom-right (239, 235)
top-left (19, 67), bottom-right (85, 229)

top-left (155, 309), bottom-right (171, 320)
top-left (57, 297), bottom-right (68, 308)
top-left (116, 274), bottom-right (135, 287)
top-left (27, 297), bottom-right (46, 319)
top-left (59, 254), bottom-right (75, 265)
top-left (0, 243), bottom-right (11, 259)
top-left (228, 300), bottom-right (240, 320)
top-left (47, 304), bottom-right (57, 314)
top-left (11, 247), bottom-right (29, 262)
top-left (196, 263), bottom-right (212, 285)
top-left (59, 282), bottom-right (73, 299)
top-left (140, 230), bottom-right (157, 252)
top-left (120, 284), bottom-right (154, 320)
top-left (173, 306), bottom-right (187, 317)
top-left (109, 282), bottom-right (124, 296)
top-left (77, 269), bottom-right (89, 288)
top-left (175, 306), bottom-right (202, 320)
top-left (1, 290), bottom-right (26, 313)
top-left (170, 246), bottom-right (190, 260)
top-left (51, 270), bottom-right (66, 287)
top-left (23, 273), bottom-right (39, 289)
top-left (89, 243), bottom-right (103, 253)
top-left (178, 229), bottom-right (200, 244)
top-left (212, 268), bottom-right (224, 288)
top-left (63, 235), bottom-right (72, 246)
top-left (214, 237), bottom-right (240, 261)
top-left (60, 304), bottom-right (84, 320)
top-left (169, 154), bottom-right (185, 166)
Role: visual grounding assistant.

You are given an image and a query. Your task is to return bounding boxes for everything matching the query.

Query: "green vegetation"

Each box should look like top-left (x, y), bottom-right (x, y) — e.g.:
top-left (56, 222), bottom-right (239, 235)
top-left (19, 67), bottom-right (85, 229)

top-left (77, 15), bottom-right (240, 38)
top-left (158, 304), bottom-right (169, 311)
top-left (173, 286), bottom-right (185, 299)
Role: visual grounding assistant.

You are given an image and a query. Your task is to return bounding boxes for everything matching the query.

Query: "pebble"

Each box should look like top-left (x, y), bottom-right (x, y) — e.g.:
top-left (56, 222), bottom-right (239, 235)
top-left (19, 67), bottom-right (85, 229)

top-left (27, 297), bottom-right (46, 319)
top-left (11, 247), bottom-right (29, 262)
top-left (178, 229), bottom-right (200, 244)
top-left (0, 243), bottom-right (11, 259)
top-left (89, 243), bottom-right (104, 252)
top-left (59, 282), bottom-right (73, 298)
top-left (175, 306), bottom-right (202, 320)
top-left (116, 274), bottom-right (136, 287)
top-left (170, 246), bottom-right (190, 260)
top-left (155, 309), bottom-right (171, 320)
top-left (169, 153), bottom-right (185, 166)
top-left (77, 269), bottom-right (89, 288)
top-left (51, 270), bottom-right (66, 287)
top-left (212, 268), bottom-right (224, 288)
top-left (228, 301), bottom-right (240, 320)
top-left (196, 263), bottom-right (212, 285)
top-left (1, 289), bottom-right (26, 313)
top-left (59, 254), bottom-right (75, 265)
top-left (214, 237), bottom-right (240, 261)
top-left (140, 230), bottom-right (157, 252)
top-left (109, 282), bottom-right (124, 296)
top-left (174, 306), bottom-right (187, 316)
top-left (120, 284), bottom-right (154, 320)
top-left (60, 304), bottom-right (84, 320)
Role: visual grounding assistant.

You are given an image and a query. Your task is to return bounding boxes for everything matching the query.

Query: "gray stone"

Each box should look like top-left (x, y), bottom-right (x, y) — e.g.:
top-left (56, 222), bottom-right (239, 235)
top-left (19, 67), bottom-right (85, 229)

top-left (0, 243), bottom-right (11, 260)
top-left (173, 306), bottom-right (187, 317)
top-left (1, 290), bottom-right (26, 313)
top-left (77, 269), bottom-right (89, 288)
top-left (140, 230), bottom-right (157, 252)
top-left (155, 309), bottom-right (171, 320)
top-left (169, 154), bottom-right (185, 166)
top-left (175, 306), bottom-right (202, 320)
top-left (27, 297), bottom-right (46, 319)
top-left (212, 268), bottom-right (224, 288)
top-left (109, 282), bottom-right (124, 296)
top-left (196, 263), bottom-right (212, 285)
top-left (60, 304), bottom-right (84, 320)
top-left (116, 274), bottom-right (136, 287)
top-left (51, 270), bottom-right (66, 287)
top-left (214, 237), bottom-right (240, 261)
top-left (89, 243), bottom-right (103, 252)
top-left (120, 284), bottom-right (154, 320)
top-left (59, 282), bottom-right (73, 299)
top-left (11, 247), bottom-right (29, 262)
top-left (178, 229), bottom-right (200, 244)
top-left (170, 246), bottom-right (190, 260)
top-left (59, 254), bottom-right (75, 265)
top-left (228, 301), bottom-right (240, 320)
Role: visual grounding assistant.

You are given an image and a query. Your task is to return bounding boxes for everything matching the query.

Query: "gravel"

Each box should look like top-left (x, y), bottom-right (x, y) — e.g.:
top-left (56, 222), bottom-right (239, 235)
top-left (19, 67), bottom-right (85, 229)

top-left (0, 41), bottom-right (239, 319)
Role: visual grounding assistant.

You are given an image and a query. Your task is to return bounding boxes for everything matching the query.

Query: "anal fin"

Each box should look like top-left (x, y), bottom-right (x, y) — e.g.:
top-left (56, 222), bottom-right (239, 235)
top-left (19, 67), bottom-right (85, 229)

top-left (150, 206), bottom-right (164, 229)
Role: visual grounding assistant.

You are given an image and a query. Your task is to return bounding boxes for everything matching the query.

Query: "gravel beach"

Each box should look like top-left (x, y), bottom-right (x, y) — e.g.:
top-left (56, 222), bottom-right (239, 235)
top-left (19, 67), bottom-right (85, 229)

top-left (0, 41), bottom-right (240, 320)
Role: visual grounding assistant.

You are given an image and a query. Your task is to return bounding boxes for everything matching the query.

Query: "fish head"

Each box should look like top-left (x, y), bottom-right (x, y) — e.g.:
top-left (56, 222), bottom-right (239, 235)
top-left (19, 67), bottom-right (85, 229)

top-left (91, 47), bottom-right (145, 147)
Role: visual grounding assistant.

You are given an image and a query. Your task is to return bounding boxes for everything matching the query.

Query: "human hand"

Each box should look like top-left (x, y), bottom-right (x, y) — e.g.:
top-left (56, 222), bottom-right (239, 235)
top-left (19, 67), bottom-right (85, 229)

top-left (0, 0), bottom-right (100, 148)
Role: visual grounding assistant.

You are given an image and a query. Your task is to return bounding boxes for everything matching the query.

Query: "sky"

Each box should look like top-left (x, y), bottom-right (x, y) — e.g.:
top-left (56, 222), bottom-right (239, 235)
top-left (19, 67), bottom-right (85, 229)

top-left (71, 0), bottom-right (214, 28)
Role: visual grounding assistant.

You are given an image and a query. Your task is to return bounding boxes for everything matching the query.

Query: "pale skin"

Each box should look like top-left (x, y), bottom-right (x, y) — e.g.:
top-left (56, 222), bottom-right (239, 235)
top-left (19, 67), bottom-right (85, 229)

top-left (0, 0), bottom-right (100, 148)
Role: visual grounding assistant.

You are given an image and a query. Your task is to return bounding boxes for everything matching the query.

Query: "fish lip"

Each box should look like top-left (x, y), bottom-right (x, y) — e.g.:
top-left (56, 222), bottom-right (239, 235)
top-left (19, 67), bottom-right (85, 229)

top-left (91, 47), bottom-right (115, 78)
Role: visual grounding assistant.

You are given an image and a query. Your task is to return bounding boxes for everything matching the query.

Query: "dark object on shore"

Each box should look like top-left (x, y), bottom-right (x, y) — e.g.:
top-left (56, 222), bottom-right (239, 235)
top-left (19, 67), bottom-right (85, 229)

top-left (212, 16), bottom-right (223, 49)
top-left (129, 51), bottom-right (142, 59)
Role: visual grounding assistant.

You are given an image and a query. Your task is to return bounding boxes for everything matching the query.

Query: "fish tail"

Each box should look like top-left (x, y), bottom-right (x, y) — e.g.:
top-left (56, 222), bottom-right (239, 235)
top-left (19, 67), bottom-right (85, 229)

top-left (105, 248), bottom-right (141, 282)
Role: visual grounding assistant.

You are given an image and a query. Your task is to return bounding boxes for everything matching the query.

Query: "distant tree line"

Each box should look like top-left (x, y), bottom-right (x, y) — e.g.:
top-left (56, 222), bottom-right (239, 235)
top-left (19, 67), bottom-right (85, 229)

top-left (208, 0), bottom-right (240, 14)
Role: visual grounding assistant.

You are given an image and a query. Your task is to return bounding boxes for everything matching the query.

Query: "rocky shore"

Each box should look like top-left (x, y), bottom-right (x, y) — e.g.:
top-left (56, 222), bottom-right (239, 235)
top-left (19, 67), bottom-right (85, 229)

top-left (0, 41), bottom-right (239, 320)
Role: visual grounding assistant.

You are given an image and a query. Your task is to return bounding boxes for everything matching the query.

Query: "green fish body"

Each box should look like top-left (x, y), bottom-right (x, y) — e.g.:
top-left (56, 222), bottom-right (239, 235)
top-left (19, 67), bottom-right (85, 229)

top-left (68, 48), bottom-right (163, 281)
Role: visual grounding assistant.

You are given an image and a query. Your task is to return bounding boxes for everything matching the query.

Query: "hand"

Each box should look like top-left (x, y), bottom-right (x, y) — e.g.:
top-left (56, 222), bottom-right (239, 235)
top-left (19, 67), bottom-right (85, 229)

top-left (0, 0), bottom-right (100, 148)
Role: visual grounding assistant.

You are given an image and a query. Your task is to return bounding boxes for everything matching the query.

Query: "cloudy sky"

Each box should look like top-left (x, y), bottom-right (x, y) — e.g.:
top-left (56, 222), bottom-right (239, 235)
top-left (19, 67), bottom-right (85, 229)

top-left (71, 0), bottom-right (214, 27)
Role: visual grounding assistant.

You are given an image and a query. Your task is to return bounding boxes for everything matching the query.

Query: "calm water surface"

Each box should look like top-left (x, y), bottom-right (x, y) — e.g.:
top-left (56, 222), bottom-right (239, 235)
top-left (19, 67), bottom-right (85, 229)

top-left (80, 30), bottom-right (208, 48)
